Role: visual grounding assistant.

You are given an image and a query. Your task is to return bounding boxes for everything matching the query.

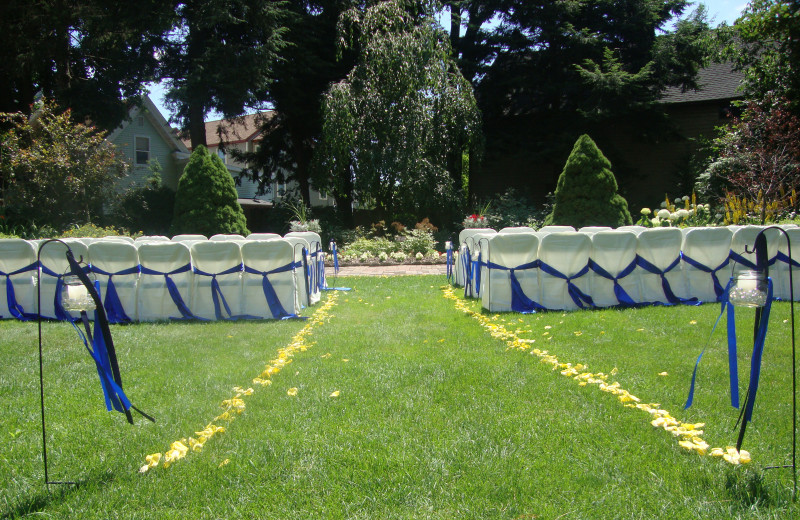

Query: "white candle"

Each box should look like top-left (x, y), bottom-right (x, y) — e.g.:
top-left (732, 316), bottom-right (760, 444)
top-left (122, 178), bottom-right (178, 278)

top-left (737, 278), bottom-right (757, 292)
top-left (445, 241), bottom-right (453, 250)
top-left (67, 283), bottom-right (88, 302)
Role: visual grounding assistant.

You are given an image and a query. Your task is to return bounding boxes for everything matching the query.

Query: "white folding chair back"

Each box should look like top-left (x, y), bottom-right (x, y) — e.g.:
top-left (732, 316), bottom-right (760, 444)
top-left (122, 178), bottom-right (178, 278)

top-left (617, 225), bottom-right (647, 235)
top-left (538, 225), bottom-right (575, 235)
top-left (247, 233), bottom-right (281, 240)
top-left (172, 234), bottom-right (208, 242)
top-left (38, 239), bottom-right (89, 320)
top-left (776, 227), bottom-right (800, 300)
top-left (190, 241), bottom-right (244, 320)
top-left (538, 232), bottom-right (592, 310)
top-left (88, 241), bottom-right (139, 322)
top-left (241, 240), bottom-right (301, 318)
top-left (464, 232), bottom-right (495, 298)
top-left (729, 226), bottom-right (781, 277)
top-left (0, 239), bottom-right (37, 320)
top-left (102, 235), bottom-right (134, 244)
top-left (482, 233), bottom-right (540, 312)
top-left (285, 231), bottom-right (325, 293)
top-left (636, 228), bottom-right (685, 305)
top-left (209, 234), bottom-right (246, 241)
top-left (681, 227), bottom-right (733, 303)
top-left (135, 235), bottom-right (169, 243)
top-left (137, 242), bottom-right (194, 321)
top-left (282, 237), bottom-right (316, 307)
top-left (456, 229), bottom-right (496, 288)
top-left (579, 226), bottom-right (611, 235)
top-left (498, 226), bottom-right (536, 234)
top-left (589, 231), bottom-right (639, 307)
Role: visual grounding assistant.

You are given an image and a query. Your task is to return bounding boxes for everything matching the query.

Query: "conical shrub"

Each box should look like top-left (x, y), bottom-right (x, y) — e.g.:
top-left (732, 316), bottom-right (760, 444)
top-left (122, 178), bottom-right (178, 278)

top-left (170, 145), bottom-right (249, 236)
top-left (546, 134), bottom-right (632, 228)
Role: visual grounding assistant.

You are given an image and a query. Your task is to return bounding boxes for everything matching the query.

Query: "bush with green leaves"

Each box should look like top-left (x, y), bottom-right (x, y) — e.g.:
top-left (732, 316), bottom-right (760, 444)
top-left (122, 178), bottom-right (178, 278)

top-left (546, 134), bottom-right (632, 228)
top-left (480, 188), bottom-right (539, 229)
top-left (111, 160), bottom-right (175, 235)
top-left (170, 145), bottom-right (249, 236)
top-left (400, 229), bottom-right (437, 256)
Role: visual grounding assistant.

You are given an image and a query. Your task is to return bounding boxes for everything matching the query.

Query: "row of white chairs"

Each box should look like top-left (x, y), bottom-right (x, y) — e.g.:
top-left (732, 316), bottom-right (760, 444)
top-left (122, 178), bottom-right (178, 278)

top-left (452, 226), bottom-right (800, 312)
top-left (0, 231), bottom-right (327, 322)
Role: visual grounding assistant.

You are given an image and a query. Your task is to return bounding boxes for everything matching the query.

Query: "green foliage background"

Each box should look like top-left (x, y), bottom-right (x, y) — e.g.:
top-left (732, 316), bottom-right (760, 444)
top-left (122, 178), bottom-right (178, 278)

top-left (547, 134), bottom-right (633, 228)
top-left (170, 145), bottom-right (249, 236)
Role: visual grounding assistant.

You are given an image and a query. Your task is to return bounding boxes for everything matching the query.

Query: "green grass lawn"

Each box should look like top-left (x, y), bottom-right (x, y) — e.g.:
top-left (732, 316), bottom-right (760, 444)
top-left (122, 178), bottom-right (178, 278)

top-left (2, 275), bottom-right (799, 518)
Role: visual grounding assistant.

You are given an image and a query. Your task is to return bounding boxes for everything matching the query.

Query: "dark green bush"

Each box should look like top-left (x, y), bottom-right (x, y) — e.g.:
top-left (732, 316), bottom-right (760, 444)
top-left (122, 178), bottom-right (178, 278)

top-left (546, 134), bottom-right (632, 228)
top-left (111, 162), bottom-right (175, 235)
top-left (170, 145), bottom-right (249, 236)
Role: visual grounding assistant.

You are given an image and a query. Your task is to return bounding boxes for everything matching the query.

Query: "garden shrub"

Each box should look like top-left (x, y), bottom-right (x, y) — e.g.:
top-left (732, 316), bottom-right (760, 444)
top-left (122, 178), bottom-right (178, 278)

top-left (401, 229), bottom-right (436, 255)
top-left (111, 161), bottom-right (175, 235)
top-left (170, 145), bottom-right (249, 236)
top-left (480, 188), bottom-right (539, 229)
top-left (59, 223), bottom-right (138, 239)
top-left (546, 134), bottom-right (632, 228)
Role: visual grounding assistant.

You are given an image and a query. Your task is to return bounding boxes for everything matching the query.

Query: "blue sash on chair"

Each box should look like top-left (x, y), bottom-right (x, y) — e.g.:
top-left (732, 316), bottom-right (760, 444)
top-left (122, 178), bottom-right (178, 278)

top-left (194, 264), bottom-right (259, 321)
top-left (89, 265), bottom-right (140, 324)
top-left (588, 258), bottom-right (638, 307)
top-left (243, 261), bottom-right (304, 319)
top-left (484, 259), bottom-right (544, 313)
top-left (635, 255), bottom-right (696, 305)
top-left (1, 261), bottom-right (38, 321)
top-left (139, 263), bottom-right (197, 320)
top-left (680, 253), bottom-right (730, 302)
top-left (538, 261), bottom-right (594, 309)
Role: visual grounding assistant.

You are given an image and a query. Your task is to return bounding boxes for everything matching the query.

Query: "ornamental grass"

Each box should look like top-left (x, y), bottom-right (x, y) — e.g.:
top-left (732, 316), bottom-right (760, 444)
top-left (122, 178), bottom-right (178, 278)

top-left (1, 276), bottom-right (799, 518)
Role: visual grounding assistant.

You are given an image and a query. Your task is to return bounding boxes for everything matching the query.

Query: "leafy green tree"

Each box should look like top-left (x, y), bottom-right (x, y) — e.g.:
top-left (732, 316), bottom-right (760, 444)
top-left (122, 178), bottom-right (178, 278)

top-left (160, 0), bottom-right (290, 148)
top-left (170, 145), bottom-right (249, 235)
top-left (0, 0), bottom-right (173, 131)
top-left (716, 0), bottom-right (800, 111)
top-left (235, 0), bottom-right (359, 213)
top-left (547, 134), bottom-right (632, 228)
top-left (0, 99), bottom-right (127, 230)
top-left (112, 160), bottom-right (176, 235)
top-left (313, 0), bottom-right (481, 223)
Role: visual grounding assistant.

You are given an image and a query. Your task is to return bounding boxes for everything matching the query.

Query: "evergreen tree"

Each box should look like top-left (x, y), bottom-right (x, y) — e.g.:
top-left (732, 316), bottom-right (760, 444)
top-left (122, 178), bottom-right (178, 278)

top-left (170, 145), bottom-right (249, 236)
top-left (547, 134), bottom-right (632, 228)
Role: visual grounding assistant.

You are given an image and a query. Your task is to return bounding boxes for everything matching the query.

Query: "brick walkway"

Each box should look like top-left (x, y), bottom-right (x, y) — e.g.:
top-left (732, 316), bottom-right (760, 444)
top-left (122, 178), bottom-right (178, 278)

top-left (329, 263), bottom-right (447, 277)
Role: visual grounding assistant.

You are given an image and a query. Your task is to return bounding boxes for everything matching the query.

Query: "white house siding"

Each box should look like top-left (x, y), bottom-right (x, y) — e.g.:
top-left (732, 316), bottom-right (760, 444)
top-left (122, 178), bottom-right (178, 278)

top-left (110, 113), bottom-right (183, 191)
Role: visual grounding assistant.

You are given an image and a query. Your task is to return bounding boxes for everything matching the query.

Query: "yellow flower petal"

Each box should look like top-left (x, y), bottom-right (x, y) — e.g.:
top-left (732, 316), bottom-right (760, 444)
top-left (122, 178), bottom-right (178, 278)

top-left (329, 390), bottom-right (340, 397)
top-left (287, 387), bottom-right (298, 396)
top-left (658, 372), bottom-right (668, 376)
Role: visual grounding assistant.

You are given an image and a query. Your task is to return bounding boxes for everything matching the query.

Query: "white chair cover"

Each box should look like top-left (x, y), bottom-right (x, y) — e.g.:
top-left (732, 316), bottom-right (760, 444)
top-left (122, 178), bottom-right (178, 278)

top-left (0, 239), bottom-right (37, 320)
top-left (190, 241), bottom-right (245, 320)
top-left (88, 241), bottom-right (139, 323)
top-left (617, 225), bottom-right (647, 235)
top-left (729, 226), bottom-right (781, 277)
top-left (636, 228), bottom-right (685, 305)
top-left (134, 235), bottom-right (169, 243)
top-left (456, 228), bottom-right (496, 289)
top-left (538, 232), bottom-right (592, 310)
top-left (137, 242), bottom-right (194, 321)
top-left (481, 233), bottom-right (540, 312)
top-left (776, 227), bottom-right (800, 300)
top-left (498, 226), bottom-right (536, 234)
top-left (579, 226), bottom-right (612, 235)
top-left (538, 225), bottom-right (576, 234)
top-left (589, 231), bottom-right (640, 307)
top-left (285, 231), bottom-right (325, 292)
top-left (209, 234), bottom-right (246, 241)
top-left (102, 235), bottom-right (135, 243)
top-left (241, 240), bottom-right (301, 318)
top-left (247, 233), bottom-right (281, 240)
top-left (38, 239), bottom-right (89, 320)
top-left (681, 227), bottom-right (733, 303)
top-left (282, 236), bottom-right (317, 307)
top-left (171, 234), bottom-right (208, 242)
top-left (465, 232), bottom-right (496, 298)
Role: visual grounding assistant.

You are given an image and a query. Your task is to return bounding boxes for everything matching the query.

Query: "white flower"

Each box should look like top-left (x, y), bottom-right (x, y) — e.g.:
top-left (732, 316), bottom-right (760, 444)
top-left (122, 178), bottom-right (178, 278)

top-left (676, 209), bottom-right (689, 219)
top-left (378, 252), bottom-right (389, 262)
top-left (650, 217), bottom-right (661, 225)
top-left (657, 209), bottom-right (670, 219)
top-left (415, 252), bottom-right (424, 260)
top-left (660, 201), bottom-right (668, 208)
top-left (359, 252), bottom-right (371, 262)
top-left (668, 212), bottom-right (679, 221)
top-left (640, 208), bottom-right (651, 215)
top-left (715, 213), bottom-right (723, 220)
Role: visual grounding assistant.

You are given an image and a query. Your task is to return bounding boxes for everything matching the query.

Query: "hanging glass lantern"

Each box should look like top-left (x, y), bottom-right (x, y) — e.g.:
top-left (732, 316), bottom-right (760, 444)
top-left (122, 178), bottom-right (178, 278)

top-left (61, 275), bottom-right (96, 312)
top-left (728, 270), bottom-right (768, 308)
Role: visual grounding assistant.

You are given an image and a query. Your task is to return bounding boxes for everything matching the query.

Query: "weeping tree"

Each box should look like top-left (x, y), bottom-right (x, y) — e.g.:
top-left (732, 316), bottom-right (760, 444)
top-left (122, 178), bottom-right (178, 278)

top-left (313, 0), bottom-right (481, 225)
top-left (547, 134), bottom-right (632, 228)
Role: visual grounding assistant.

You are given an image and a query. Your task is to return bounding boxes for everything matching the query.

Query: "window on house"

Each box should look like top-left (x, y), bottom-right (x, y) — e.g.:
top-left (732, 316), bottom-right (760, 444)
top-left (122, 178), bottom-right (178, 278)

top-left (135, 136), bottom-right (150, 165)
top-left (317, 190), bottom-right (328, 201)
top-left (217, 148), bottom-right (226, 164)
top-left (136, 116), bottom-right (144, 127)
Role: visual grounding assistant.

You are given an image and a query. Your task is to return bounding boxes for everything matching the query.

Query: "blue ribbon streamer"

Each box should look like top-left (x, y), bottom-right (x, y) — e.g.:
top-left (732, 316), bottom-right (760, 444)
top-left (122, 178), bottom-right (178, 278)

top-left (680, 253), bottom-right (730, 301)
top-left (89, 265), bottom-right (140, 324)
top-left (243, 262), bottom-right (305, 319)
top-left (194, 264), bottom-right (259, 321)
top-left (484, 259), bottom-right (544, 313)
top-left (635, 255), bottom-right (698, 306)
top-left (743, 278), bottom-right (773, 422)
top-left (139, 264), bottom-right (198, 320)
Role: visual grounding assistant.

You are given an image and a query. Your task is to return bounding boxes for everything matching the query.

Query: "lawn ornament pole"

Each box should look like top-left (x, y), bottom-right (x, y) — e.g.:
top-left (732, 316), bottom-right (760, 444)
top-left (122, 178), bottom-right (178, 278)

top-left (37, 239), bottom-right (153, 487)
